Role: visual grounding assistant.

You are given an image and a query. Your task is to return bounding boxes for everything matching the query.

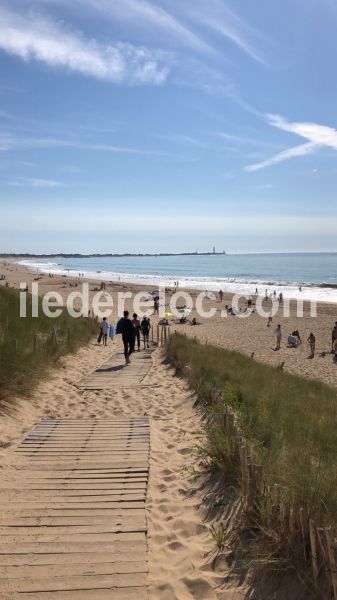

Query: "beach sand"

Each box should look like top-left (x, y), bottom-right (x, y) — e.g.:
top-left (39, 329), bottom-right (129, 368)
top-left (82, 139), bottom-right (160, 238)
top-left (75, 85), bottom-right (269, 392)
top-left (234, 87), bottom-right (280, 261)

top-left (1, 258), bottom-right (337, 388)
top-left (0, 258), bottom-right (330, 598)
top-left (0, 331), bottom-right (246, 599)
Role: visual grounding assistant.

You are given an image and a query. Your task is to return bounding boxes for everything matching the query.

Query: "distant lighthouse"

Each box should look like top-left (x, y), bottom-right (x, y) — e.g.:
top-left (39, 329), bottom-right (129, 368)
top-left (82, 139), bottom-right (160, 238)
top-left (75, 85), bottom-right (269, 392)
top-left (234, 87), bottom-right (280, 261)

top-left (213, 246), bottom-right (215, 254)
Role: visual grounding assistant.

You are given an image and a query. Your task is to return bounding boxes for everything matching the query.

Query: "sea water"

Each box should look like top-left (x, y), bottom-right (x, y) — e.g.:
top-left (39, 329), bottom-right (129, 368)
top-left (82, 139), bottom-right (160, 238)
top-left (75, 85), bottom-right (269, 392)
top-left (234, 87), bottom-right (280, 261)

top-left (20, 253), bottom-right (337, 303)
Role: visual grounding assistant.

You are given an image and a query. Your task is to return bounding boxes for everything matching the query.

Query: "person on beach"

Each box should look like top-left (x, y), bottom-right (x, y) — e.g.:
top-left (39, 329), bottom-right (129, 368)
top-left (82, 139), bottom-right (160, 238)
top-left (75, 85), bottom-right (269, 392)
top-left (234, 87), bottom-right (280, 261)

top-left (101, 317), bottom-right (109, 346)
top-left (267, 315), bottom-right (272, 327)
top-left (308, 332), bottom-right (316, 356)
top-left (275, 324), bottom-right (281, 350)
top-left (288, 330), bottom-right (301, 348)
top-left (141, 316), bottom-right (150, 349)
top-left (219, 290), bottom-right (223, 302)
top-left (132, 313), bottom-right (141, 352)
top-left (119, 311), bottom-right (135, 365)
top-left (331, 322), bottom-right (337, 352)
top-left (153, 298), bottom-right (159, 314)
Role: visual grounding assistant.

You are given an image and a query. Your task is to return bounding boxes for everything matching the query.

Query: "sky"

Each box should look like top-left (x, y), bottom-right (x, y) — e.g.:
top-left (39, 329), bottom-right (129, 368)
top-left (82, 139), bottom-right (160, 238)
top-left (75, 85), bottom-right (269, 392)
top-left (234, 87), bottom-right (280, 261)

top-left (1, 0), bottom-right (337, 254)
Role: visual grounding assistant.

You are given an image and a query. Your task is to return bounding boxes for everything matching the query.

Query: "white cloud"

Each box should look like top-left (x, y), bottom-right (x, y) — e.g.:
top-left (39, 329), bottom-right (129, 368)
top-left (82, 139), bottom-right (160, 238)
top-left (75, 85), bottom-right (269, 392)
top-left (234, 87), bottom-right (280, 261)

top-left (181, 0), bottom-right (268, 64)
top-left (161, 134), bottom-right (208, 148)
top-left (9, 177), bottom-right (61, 188)
top-left (267, 114), bottom-right (337, 149)
top-left (245, 113), bottom-right (337, 171)
top-left (0, 6), bottom-right (170, 85)
top-left (245, 142), bottom-right (317, 172)
top-left (72, 0), bottom-right (213, 54)
top-left (0, 131), bottom-right (185, 158)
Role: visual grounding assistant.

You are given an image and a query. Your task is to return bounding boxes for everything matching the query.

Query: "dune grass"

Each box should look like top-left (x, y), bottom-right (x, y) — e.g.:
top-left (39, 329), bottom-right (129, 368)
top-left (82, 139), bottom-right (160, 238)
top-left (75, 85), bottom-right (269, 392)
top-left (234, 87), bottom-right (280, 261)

top-left (166, 333), bottom-right (337, 525)
top-left (0, 286), bottom-right (94, 403)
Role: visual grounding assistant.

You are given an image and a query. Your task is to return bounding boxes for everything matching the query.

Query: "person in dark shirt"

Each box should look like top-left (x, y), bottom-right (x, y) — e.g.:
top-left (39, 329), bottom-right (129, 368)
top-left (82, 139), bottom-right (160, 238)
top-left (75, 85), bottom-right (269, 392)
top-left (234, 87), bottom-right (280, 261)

top-left (120, 310), bottom-right (135, 364)
top-left (132, 313), bottom-right (141, 352)
top-left (141, 316), bottom-right (150, 349)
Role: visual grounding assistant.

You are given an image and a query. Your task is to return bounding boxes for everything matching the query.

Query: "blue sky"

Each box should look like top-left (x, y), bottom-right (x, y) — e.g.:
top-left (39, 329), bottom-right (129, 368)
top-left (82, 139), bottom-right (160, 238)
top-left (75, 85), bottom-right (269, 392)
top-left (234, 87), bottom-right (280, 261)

top-left (1, 0), bottom-right (337, 253)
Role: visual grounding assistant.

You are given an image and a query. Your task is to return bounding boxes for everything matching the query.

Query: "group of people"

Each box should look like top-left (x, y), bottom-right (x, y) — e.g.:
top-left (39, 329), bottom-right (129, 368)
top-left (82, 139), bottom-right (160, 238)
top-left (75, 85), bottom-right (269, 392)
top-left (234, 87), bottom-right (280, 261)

top-left (98, 312), bottom-right (151, 365)
top-left (273, 322), bottom-right (337, 360)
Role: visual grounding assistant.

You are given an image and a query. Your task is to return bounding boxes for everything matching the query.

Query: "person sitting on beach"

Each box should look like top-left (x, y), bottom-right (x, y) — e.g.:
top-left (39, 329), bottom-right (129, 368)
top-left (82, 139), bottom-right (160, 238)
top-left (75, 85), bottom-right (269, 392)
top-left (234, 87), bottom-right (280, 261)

top-left (191, 317), bottom-right (198, 325)
top-left (141, 316), bottom-right (150, 349)
top-left (292, 330), bottom-right (302, 344)
top-left (288, 331), bottom-right (301, 348)
top-left (158, 318), bottom-right (169, 326)
top-left (308, 332), bottom-right (316, 356)
top-left (275, 324), bottom-right (281, 350)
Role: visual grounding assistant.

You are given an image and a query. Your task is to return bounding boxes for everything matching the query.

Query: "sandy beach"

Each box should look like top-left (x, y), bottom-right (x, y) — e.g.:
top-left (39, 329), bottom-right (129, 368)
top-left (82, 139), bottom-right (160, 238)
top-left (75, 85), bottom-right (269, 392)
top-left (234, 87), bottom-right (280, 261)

top-left (1, 258), bottom-right (337, 388)
top-left (1, 258), bottom-right (335, 598)
top-left (0, 308), bottom-right (246, 600)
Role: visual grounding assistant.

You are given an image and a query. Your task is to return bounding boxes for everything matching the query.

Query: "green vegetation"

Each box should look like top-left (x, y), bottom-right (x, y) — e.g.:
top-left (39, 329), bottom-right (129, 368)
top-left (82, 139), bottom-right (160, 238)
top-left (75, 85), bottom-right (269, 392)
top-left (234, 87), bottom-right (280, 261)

top-left (0, 286), bottom-right (94, 404)
top-left (166, 333), bottom-right (337, 524)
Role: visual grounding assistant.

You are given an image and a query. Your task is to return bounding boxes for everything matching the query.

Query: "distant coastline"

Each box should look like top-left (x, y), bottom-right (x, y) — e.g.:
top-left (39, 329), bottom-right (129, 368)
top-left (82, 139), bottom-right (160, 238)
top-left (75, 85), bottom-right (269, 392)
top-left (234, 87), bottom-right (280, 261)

top-left (0, 252), bottom-right (227, 258)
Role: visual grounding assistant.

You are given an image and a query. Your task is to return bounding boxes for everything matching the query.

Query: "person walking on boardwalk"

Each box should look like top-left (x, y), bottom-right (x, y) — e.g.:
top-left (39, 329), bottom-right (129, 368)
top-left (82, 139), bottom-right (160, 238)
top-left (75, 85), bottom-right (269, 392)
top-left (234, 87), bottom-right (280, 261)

top-left (132, 313), bottom-right (141, 352)
top-left (101, 317), bottom-right (109, 346)
top-left (120, 310), bottom-right (135, 364)
top-left (141, 316), bottom-right (150, 349)
top-left (274, 324), bottom-right (281, 350)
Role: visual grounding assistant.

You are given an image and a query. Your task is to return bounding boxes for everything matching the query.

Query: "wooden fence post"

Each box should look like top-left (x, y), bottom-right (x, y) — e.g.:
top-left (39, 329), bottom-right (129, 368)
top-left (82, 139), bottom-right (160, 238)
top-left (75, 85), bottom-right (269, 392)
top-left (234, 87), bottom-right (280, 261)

top-left (309, 519), bottom-right (319, 592)
top-left (324, 527), bottom-right (337, 600)
top-left (151, 325), bottom-right (154, 342)
top-left (156, 325), bottom-right (159, 345)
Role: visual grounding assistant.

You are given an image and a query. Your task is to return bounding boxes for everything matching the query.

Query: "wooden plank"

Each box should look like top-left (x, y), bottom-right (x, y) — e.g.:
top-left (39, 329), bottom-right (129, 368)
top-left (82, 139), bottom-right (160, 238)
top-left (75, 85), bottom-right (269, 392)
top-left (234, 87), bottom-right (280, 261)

top-left (0, 572), bottom-right (147, 592)
top-left (0, 417), bottom-right (150, 599)
top-left (17, 587), bottom-right (148, 600)
top-left (0, 552), bottom-right (144, 566)
top-left (1, 561), bottom-right (147, 578)
top-left (76, 348), bottom-right (155, 390)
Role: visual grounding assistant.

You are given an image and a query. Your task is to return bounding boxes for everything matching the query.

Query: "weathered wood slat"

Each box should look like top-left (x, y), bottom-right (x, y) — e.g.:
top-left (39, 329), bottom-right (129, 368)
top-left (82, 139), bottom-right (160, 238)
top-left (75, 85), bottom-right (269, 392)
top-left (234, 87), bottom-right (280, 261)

top-left (1, 417), bottom-right (150, 599)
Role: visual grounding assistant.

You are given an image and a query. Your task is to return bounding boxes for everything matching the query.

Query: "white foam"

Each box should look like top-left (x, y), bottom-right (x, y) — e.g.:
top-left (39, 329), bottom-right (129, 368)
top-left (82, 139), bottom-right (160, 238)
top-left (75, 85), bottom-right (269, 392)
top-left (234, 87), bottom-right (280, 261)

top-left (18, 259), bottom-right (337, 304)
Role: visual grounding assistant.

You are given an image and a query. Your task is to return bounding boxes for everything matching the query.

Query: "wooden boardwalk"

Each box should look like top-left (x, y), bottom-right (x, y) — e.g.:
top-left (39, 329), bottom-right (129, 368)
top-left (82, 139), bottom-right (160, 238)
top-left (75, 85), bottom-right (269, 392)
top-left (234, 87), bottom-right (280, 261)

top-left (0, 417), bottom-right (150, 599)
top-left (77, 346), bottom-right (155, 390)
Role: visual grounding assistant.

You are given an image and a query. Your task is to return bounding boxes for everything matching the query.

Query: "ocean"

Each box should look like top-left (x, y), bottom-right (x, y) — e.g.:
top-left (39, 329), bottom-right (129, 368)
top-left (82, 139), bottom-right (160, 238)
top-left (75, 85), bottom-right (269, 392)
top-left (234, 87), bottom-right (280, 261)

top-left (20, 253), bottom-right (337, 303)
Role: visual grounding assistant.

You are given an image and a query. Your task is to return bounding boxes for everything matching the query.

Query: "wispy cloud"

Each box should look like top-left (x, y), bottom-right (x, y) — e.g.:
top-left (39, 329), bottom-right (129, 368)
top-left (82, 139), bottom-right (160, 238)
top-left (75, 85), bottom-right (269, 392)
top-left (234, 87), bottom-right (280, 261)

top-left (68, 0), bottom-right (213, 54)
top-left (161, 133), bottom-right (208, 148)
top-left (245, 114), bottom-right (337, 171)
top-left (0, 5), bottom-right (170, 85)
top-left (181, 0), bottom-right (268, 64)
top-left (0, 130), bottom-right (186, 159)
top-left (9, 177), bottom-right (61, 188)
top-left (245, 142), bottom-right (317, 172)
